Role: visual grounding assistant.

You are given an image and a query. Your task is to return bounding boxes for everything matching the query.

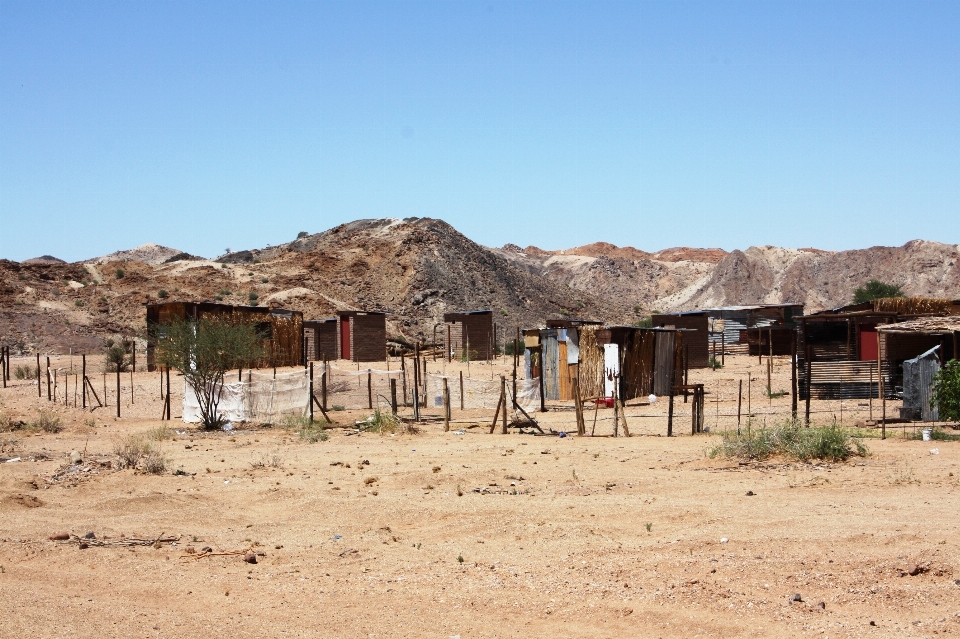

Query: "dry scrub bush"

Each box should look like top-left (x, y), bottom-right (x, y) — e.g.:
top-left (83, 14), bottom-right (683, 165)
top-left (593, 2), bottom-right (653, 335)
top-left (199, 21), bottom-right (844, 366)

top-left (115, 434), bottom-right (168, 473)
top-left (359, 410), bottom-right (419, 435)
top-left (709, 420), bottom-right (867, 463)
top-left (32, 410), bottom-right (63, 434)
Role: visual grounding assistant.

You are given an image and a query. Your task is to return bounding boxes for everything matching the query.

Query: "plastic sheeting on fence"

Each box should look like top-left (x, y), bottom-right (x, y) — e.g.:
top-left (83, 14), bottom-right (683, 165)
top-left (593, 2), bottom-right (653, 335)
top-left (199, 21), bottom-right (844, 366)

top-left (428, 375), bottom-right (541, 412)
top-left (182, 369), bottom-right (308, 424)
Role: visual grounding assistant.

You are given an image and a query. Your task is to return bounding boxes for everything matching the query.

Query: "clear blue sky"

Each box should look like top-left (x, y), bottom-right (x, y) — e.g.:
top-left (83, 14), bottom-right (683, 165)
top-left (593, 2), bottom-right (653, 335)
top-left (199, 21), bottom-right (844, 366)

top-left (1, 1), bottom-right (958, 262)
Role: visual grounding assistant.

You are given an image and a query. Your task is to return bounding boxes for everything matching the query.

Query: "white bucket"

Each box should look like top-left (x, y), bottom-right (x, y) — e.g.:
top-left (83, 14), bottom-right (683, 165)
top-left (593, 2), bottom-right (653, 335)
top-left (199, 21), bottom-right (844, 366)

top-left (922, 428), bottom-right (933, 442)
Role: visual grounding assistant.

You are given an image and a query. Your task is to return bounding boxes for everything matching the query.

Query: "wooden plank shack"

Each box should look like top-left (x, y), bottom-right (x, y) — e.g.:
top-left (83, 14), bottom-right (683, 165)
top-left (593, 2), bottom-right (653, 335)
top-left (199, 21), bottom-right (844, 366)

top-left (303, 318), bottom-right (337, 361)
top-left (592, 326), bottom-right (685, 400)
top-left (336, 311), bottom-right (387, 362)
top-left (652, 312), bottom-right (709, 368)
top-left (443, 310), bottom-right (494, 360)
top-left (146, 301), bottom-right (303, 371)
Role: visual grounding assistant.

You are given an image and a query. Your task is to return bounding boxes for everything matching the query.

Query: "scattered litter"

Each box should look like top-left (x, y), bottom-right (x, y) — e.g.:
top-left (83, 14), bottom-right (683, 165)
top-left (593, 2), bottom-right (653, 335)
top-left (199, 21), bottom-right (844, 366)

top-left (453, 429), bottom-right (466, 435)
top-left (224, 480), bottom-right (230, 484)
top-left (5, 457), bottom-right (21, 463)
top-left (332, 534), bottom-right (342, 540)
top-left (930, 448), bottom-right (939, 455)
top-left (222, 422), bottom-right (234, 432)
top-left (922, 428), bottom-right (933, 441)
top-left (720, 538), bottom-right (729, 543)
top-left (648, 394), bottom-right (657, 404)
top-left (558, 432), bottom-right (567, 438)
top-left (57, 533), bottom-right (179, 548)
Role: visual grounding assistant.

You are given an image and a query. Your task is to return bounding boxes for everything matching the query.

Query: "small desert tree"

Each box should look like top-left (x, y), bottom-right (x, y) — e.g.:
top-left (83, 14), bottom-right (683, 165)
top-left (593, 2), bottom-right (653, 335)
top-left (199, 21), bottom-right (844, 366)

top-left (931, 360), bottom-right (960, 423)
top-left (152, 318), bottom-right (265, 430)
top-left (853, 280), bottom-right (904, 304)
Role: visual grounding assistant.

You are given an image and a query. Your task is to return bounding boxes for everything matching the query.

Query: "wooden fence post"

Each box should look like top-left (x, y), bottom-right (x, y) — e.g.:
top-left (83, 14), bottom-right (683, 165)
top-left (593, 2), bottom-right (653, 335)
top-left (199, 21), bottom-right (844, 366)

top-left (667, 389), bottom-right (674, 437)
top-left (459, 370), bottom-right (464, 410)
top-left (37, 353), bottom-right (41, 398)
top-left (82, 354), bottom-right (87, 409)
top-left (116, 369), bottom-right (121, 418)
top-left (309, 362), bottom-right (314, 423)
top-left (501, 376), bottom-right (508, 434)
top-left (443, 378), bottom-right (450, 431)
top-left (367, 370), bottom-right (373, 410)
top-left (390, 378), bottom-right (398, 415)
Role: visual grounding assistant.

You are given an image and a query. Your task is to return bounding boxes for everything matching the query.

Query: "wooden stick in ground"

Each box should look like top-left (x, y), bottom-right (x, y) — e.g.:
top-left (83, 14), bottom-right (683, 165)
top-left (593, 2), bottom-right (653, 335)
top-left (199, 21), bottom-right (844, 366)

top-left (612, 376), bottom-right (619, 437)
top-left (443, 377), bottom-right (450, 431)
top-left (37, 353), bottom-right (41, 398)
top-left (805, 347), bottom-right (812, 426)
top-left (165, 366), bottom-right (171, 420)
top-left (309, 362), bottom-right (314, 423)
top-left (390, 378), bottom-right (398, 415)
top-left (501, 376), bottom-right (508, 434)
top-left (116, 369), bottom-right (121, 418)
top-left (590, 397), bottom-right (599, 436)
top-left (367, 370), bottom-right (372, 410)
top-left (617, 398), bottom-right (630, 437)
top-left (130, 369), bottom-right (134, 405)
top-left (573, 377), bottom-right (585, 436)
top-left (489, 387), bottom-right (504, 434)
top-left (311, 394), bottom-right (332, 423)
top-left (667, 390), bottom-right (674, 437)
top-left (46, 356), bottom-right (51, 401)
top-left (737, 378), bottom-right (742, 434)
top-left (459, 370), bottom-right (464, 410)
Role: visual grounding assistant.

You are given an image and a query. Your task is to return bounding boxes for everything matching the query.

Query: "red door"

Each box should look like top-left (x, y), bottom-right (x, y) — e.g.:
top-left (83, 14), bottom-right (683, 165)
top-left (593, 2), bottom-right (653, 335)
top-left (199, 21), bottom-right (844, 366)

top-left (860, 328), bottom-right (878, 361)
top-left (340, 318), bottom-right (351, 360)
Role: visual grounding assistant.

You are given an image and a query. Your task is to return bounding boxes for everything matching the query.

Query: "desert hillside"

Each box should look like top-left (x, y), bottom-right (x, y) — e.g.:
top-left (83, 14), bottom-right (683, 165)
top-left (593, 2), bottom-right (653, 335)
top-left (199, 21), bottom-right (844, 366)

top-left (2, 218), bottom-right (958, 354)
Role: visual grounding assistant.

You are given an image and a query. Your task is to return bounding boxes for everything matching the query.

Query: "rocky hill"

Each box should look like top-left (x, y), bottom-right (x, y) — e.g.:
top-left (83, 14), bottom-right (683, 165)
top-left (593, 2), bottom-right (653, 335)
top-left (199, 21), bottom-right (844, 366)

top-left (496, 239), bottom-right (960, 313)
top-left (0, 218), bottom-right (630, 354)
top-left (1, 218), bottom-right (958, 355)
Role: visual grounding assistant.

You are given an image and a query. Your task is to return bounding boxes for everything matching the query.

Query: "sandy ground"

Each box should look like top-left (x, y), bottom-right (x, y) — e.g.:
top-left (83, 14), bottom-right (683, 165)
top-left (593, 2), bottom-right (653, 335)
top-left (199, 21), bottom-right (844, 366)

top-left (2, 355), bottom-right (959, 638)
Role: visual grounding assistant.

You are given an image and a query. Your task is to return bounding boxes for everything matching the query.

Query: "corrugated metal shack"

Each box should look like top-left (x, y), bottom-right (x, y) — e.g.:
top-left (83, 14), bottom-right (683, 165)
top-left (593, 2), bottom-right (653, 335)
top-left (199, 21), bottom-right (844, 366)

top-left (336, 311), bottom-right (387, 362)
top-left (443, 310), bottom-right (495, 360)
top-left (798, 298), bottom-right (960, 400)
top-left (701, 304), bottom-right (804, 355)
top-left (524, 320), bottom-right (602, 401)
top-left (877, 317), bottom-right (960, 413)
top-left (652, 312), bottom-right (709, 368)
top-left (303, 318), bottom-right (337, 361)
top-left (146, 301), bottom-right (303, 371)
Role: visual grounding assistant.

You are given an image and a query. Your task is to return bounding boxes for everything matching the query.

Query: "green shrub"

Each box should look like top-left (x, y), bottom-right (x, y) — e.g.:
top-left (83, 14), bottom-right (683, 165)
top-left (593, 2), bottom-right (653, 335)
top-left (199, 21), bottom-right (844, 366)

top-left (297, 231), bottom-right (308, 239)
top-left (931, 360), bottom-right (960, 423)
top-left (853, 280), bottom-right (904, 304)
top-left (708, 355), bottom-right (723, 370)
top-left (74, 299), bottom-right (84, 307)
top-left (115, 268), bottom-right (125, 279)
top-left (709, 421), bottom-right (867, 463)
top-left (157, 289), bottom-right (169, 299)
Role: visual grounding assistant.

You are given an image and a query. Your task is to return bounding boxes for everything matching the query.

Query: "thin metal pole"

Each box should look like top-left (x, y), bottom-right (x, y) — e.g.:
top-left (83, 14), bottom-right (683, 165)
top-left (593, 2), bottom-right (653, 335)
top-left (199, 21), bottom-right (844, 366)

top-left (367, 370), bottom-right (373, 410)
top-left (82, 354), bottom-right (87, 409)
top-left (116, 369), bottom-right (121, 418)
top-left (46, 356), bottom-right (51, 401)
top-left (390, 378), bottom-right (398, 415)
top-left (309, 362), bottom-right (314, 423)
top-left (459, 370), bottom-right (464, 411)
top-left (37, 353), bottom-right (41, 398)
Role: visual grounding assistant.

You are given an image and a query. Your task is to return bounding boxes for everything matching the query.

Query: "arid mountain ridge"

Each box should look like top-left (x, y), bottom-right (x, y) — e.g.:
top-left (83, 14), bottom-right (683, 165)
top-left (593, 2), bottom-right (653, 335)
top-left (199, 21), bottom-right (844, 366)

top-left (2, 217), bottom-right (959, 354)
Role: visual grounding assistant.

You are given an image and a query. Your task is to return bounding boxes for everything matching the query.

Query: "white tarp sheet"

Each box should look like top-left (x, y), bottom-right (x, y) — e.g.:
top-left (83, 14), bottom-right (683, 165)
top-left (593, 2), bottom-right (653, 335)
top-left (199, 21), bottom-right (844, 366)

top-left (182, 369), bottom-right (309, 424)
